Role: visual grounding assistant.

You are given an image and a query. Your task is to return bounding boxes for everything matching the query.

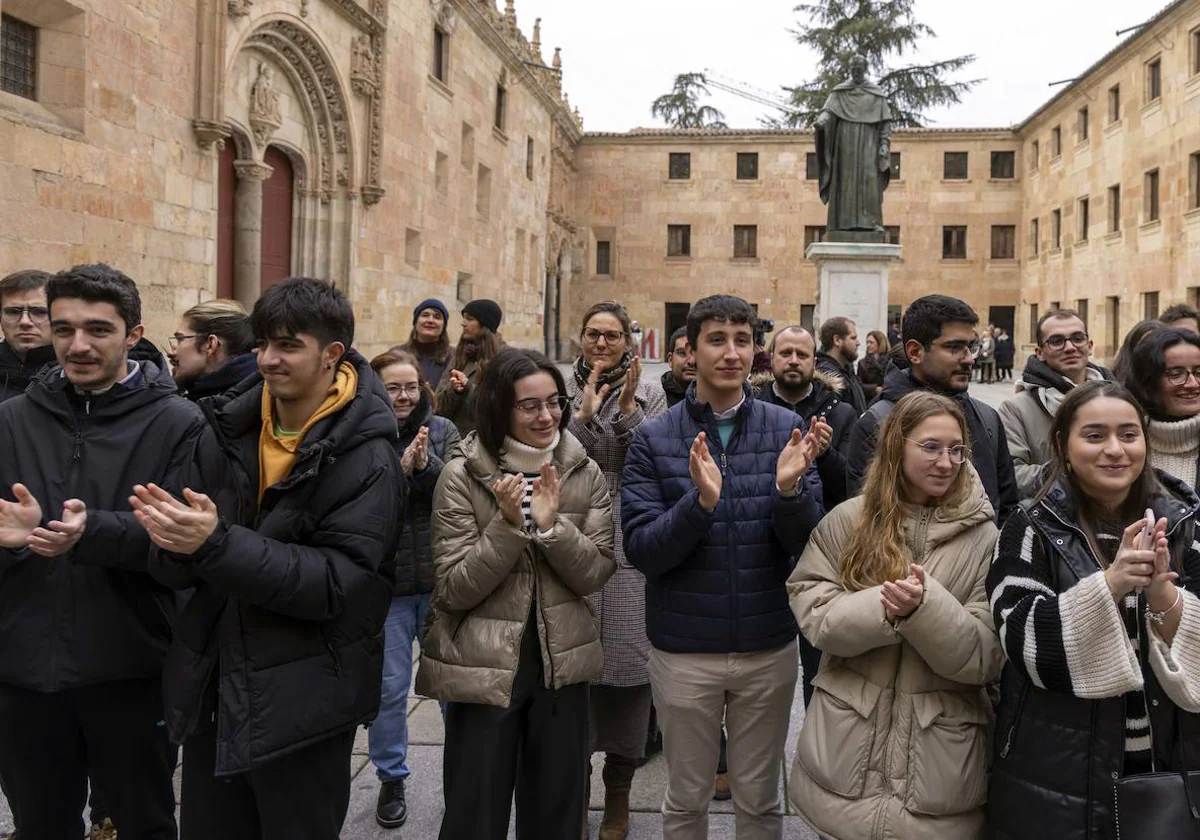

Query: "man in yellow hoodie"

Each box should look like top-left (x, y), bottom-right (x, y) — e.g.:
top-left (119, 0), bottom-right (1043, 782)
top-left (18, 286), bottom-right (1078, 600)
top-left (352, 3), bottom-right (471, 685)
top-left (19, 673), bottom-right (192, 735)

top-left (130, 277), bottom-right (403, 840)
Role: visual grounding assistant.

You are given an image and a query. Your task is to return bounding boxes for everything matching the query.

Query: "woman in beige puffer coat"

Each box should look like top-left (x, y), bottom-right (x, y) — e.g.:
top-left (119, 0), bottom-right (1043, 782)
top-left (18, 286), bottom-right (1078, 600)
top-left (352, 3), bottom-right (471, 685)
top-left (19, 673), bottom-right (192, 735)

top-left (787, 392), bottom-right (1004, 840)
top-left (415, 348), bottom-right (615, 840)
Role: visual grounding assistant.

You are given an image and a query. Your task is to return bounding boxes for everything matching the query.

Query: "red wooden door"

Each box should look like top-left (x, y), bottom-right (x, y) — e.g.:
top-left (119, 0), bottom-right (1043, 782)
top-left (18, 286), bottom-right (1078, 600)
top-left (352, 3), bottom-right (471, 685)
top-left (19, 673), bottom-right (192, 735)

top-left (260, 147), bottom-right (294, 293)
top-left (216, 144), bottom-right (236, 299)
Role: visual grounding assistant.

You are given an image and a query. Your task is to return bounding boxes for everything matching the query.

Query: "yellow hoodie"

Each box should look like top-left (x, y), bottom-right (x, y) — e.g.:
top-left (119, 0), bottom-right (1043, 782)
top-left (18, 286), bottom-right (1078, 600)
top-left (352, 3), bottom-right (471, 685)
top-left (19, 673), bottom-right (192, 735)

top-left (258, 361), bottom-right (357, 503)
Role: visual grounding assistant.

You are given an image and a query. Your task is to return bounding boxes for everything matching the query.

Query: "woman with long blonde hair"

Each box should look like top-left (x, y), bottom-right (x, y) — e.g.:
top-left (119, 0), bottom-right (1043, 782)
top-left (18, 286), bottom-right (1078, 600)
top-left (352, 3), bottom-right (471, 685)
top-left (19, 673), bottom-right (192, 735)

top-left (786, 391), bottom-right (1003, 840)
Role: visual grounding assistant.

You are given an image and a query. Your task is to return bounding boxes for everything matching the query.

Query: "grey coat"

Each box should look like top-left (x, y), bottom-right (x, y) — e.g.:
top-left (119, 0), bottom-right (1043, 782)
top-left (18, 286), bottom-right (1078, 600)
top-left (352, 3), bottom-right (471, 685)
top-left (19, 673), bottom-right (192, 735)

top-left (565, 372), bottom-right (667, 686)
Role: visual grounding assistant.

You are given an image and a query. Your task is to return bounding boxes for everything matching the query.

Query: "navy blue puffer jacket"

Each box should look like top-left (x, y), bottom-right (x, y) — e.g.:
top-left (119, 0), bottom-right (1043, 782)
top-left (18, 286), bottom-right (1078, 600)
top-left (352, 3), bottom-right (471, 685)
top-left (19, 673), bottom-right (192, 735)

top-left (621, 383), bottom-right (825, 654)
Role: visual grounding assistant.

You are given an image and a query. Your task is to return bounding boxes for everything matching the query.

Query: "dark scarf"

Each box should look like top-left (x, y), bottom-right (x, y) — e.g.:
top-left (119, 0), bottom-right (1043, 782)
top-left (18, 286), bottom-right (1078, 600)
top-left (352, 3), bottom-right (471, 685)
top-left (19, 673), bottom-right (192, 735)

top-left (397, 390), bottom-right (434, 449)
top-left (460, 339), bottom-right (479, 361)
top-left (574, 348), bottom-right (634, 390)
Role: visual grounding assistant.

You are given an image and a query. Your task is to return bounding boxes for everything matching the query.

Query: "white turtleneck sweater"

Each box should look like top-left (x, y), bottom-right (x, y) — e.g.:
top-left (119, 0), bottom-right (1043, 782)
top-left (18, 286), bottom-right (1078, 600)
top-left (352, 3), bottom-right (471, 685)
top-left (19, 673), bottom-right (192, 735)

top-left (1148, 414), bottom-right (1200, 488)
top-left (498, 432), bottom-right (561, 528)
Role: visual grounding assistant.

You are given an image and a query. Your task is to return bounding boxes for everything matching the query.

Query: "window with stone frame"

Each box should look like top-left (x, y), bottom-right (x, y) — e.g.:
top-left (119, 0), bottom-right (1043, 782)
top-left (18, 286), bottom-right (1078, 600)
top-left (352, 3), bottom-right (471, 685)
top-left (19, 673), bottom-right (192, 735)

top-left (890, 152), bottom-right (901, 180)
top-left (526, 137), bottom-right (534, 180)
top-left (1029, 303), bottom-right (1040, 342)
top-left (1077, 298), bottom-right (1089, 330)
top-left (432, 26), bottom-right (448, 82)
top-left (1193, 27), bottom-right (1200, 76)
top-left (494, 81), bottom-right (506, 131)
top-left (944, 152), bottom-right (968, 180)
top-left (733, 225), bottom-right (757, 258)
top-left (1030, 140), bottom-right (1040, 171)
top-left (1145, 169), bottom-right (1160, 222)
top-left (737, 152), bottom-right (759, 180)
top-left (991, 225), bottom-right (1015, 259)
top-left (596, 241), bottom-right (612, 275)
top-left (990, 151), bottom-right (1015, 179)
top-left (1146, 56), bottom-right (1162, 103)
top-left (1109, 184), bottom-right (1121, 232)
top-left (1144, 291), bottom-right (1160, 320)
top-left (1078, 197), bottom-right (1090, 241)
top-left (1191, 152), bottom-right (1200, 211)
top-left (942, 226), bottom-right (967, 259)
top-left (668, 153), bottom-right (691, 180)
top-left (1051, 126), bottom-right (1061, 159)
top-left (1078, 106), bottom-right (1089, 142)
top-left (805, 153), bottom-right (819, 180)
top-left (803, 226), bottom-right (826, 251)
top-left (1109, 84), bottom-right (1121, 123)
top-left (0, 14), bottom-right (36, 100)
top-left (1051, 208), bottom-right (1062, 249)
top-left (1030, 218), bottom-right (1040, 256)
top-left (667, 224), bottom-right (691, 257)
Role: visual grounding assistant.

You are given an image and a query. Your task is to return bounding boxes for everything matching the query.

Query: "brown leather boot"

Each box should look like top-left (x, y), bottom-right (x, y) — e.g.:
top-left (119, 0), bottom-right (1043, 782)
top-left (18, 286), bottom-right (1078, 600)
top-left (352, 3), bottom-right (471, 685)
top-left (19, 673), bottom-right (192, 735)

top-left (599, 753), bottom-right (636, 840)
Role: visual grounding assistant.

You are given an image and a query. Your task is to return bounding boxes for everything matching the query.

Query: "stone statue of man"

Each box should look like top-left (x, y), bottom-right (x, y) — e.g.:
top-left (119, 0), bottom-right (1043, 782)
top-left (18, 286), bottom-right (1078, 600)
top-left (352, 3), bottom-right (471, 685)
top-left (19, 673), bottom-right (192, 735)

top-left (814, 55), bottom-right (893, 241)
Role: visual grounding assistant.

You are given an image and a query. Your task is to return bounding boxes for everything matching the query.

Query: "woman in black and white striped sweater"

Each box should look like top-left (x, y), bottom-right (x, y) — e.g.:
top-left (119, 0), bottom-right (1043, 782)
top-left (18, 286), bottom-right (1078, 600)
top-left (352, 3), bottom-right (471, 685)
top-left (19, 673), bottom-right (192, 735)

top-left (986, 380), bottom-right (1200, 839)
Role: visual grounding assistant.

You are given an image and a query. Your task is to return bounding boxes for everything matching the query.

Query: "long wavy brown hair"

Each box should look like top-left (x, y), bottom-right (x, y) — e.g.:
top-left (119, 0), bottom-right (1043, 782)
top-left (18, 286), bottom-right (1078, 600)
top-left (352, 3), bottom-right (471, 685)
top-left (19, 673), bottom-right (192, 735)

top-left (839, 392), bottom-right (972, 591)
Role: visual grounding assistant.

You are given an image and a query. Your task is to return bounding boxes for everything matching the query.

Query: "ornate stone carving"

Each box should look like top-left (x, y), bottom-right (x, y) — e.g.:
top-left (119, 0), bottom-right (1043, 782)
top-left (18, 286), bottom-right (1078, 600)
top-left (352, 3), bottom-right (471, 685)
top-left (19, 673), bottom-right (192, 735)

top-left (228, 0), bottom-right (252, 17)
top-left (233, 159), bottom-right (274, 181)
top-left (531, 17), bottom-right (542, 61)
top-left (300, 0), bottom-right (310, 16)
top-left (193, 119), bottom-right (232, 150)
top-left (351, 34), bottom-right (377, 97)
top-left (431, 0), bottom-right (458, 34)
top-left (248, 62), bottom-right (282, 148)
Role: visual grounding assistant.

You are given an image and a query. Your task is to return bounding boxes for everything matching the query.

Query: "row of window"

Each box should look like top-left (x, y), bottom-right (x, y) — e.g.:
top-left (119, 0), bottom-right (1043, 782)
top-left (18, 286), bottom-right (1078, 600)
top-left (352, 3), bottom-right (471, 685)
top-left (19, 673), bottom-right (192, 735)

top-left (1027, 287), bottom-right (1200, 352)
top-left (665, 150), bottom-right (1018, 182)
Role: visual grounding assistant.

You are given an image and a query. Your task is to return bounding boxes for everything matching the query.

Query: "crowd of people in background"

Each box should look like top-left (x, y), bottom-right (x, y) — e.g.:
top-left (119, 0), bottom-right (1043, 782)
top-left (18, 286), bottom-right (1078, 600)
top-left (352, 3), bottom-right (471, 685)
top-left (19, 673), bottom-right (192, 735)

top-left (3, 263), bottom-right (1200, 840)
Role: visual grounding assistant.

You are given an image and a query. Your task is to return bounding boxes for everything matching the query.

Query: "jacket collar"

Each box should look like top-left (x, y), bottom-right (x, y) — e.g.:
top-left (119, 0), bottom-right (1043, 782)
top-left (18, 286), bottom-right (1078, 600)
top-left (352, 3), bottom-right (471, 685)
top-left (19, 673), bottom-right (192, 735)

top-left (685, 381), bottom-right (754, 425)
top-left (1018, 356), bottom-right (1112, 396)
top-left (184, 352), bottom-right (258, 402)
top-left (25, 357), bottom-right (179, 420)
top-left (459, 426), bottom-right (589, 486)
top-left (1039, 470), bottom-right (1199, 537)
top-left (0, 341), bottom-right (56, 374)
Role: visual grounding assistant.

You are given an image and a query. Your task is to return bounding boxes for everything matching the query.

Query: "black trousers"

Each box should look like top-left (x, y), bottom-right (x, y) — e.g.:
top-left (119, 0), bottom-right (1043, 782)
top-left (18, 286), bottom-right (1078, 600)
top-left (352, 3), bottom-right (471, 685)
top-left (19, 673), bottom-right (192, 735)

top-left (0, 677), bottom-right (177, 840)
top-left (180, 724), bottom-right (354, 840)
top-left (439, 626), bottom-right (590, 840)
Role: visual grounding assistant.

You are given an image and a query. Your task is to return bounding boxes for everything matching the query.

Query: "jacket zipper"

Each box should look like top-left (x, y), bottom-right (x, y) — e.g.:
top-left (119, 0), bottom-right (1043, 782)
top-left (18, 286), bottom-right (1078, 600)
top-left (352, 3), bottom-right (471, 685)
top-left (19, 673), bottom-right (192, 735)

top-left (712, 421), bottom-right (740, 651)
top-left (320, 627), bottom-right (342, 675)
top-left (1000, 679), bottom-right (1030, 759)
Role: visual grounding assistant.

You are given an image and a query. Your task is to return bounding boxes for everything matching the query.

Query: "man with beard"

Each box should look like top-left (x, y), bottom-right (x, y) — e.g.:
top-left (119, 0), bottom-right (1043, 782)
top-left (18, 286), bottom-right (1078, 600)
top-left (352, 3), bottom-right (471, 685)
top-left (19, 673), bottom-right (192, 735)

top-left (846, 294), bottom-right (1018, 525)
top-left (815, 316), bottom-right (866, 414)
top-left (999, 309), bottom-right (1112, 497)
top-left (0, 270), bottom-right (56, 403)
top-left (661, 327), bottom-right (695, 408)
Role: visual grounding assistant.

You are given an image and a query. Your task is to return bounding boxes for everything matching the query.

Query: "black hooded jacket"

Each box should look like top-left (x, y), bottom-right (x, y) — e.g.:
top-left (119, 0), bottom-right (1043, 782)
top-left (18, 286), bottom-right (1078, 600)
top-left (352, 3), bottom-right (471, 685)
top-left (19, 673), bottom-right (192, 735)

top-left (816, 351), bottom-right (866, 415)
top-left (179, 352), bottom-right (258, 403)
top-left (0, 360), bottom-right (206, 691)
top-left (846, 368), bottom-right (1018, 525)
top-left (660, 370), bottom-right (690, 408)
top-left (150, 350), bottom-right (403, 775)
top-left (0, 342), bottom-right (56, 404)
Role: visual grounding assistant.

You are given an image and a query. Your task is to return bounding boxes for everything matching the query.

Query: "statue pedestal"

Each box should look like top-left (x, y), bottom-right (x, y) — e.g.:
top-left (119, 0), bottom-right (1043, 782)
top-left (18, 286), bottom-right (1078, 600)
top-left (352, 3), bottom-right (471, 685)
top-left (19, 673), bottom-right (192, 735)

top-left (807, 242), bottom-right (902, 336)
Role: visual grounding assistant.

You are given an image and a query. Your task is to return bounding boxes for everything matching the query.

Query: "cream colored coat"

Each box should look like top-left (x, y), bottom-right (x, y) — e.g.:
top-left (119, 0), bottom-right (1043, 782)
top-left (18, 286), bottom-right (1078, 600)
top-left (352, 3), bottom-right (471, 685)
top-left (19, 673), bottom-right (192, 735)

top-left (415, 431), bottom-right (616, 707)
top-left (786, 475), bottom-right (1003, 840)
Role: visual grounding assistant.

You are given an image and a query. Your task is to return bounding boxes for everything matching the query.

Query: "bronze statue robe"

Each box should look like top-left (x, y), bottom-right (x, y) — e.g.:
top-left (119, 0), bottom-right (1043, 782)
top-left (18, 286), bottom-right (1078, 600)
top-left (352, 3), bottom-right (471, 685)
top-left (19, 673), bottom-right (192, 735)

top-left (815, 81), bottom-right (893, 235)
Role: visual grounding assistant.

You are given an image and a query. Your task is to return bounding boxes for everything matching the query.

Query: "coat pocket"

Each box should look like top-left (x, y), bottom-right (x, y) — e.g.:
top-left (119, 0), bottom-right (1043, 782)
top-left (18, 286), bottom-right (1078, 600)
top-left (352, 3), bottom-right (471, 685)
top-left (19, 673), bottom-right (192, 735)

top-left (905, 691), bottom-right (992, 816)
top-left (796, 669), bottom-right (881, 799)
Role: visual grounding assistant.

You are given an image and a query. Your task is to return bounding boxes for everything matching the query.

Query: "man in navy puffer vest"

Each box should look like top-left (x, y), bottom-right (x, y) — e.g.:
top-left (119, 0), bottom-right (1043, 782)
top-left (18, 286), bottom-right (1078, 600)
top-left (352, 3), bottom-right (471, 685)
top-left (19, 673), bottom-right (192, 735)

top-left (622, 295), bottom-right (825, 839)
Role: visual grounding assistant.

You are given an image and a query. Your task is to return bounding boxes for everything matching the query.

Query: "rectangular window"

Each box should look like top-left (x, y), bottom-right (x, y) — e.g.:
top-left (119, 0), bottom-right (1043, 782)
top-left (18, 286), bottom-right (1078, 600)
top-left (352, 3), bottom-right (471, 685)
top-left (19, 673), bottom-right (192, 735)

top-left (526, 137), bottom-right (534, 180)
top-left (668, 153), bottom-right (691, 180)
top-left (991, 225), bottom-right (1016, 259)
top-left (1146, 169), bottom-right (1160, 222)
top-left (1031, 140), bottom-right (1040, 171)
top-left (944, 152), bottom-right (969, 180)
top-left (1052, 209), bottom-right (1062, 249)
top-left (1109, 184), bottom-right (1121, 232)
top-left (890, 152), bottom-right (902, 181)
top-left (804, 225), bottom-right (827, 251)
top-left (1029, 303), bottom-right (1040, 343)
top-left (942, 225), bottom-right (967, 259)
top-left (1078, 196), bottom-right (1090, 241)
top-left (596, 241), bottom-right (611, 275)
top-left (667, 224), bottom-right (691, 257)
top-left (736, 152), bottom-right (759, 180)
top-left (1193, 27), bottom-right (1200, 76)
top-left (1051, 126), bottom-right (1062, 158)
top-left (1144, 291), bottom-right (1160, 320)
top-left (1030, 218), bottom-right (1040, 256)
top-left (1050, 300), bottom-right (1061, 312)
top-left (884, 225), bottom-right (901, 245)
top-left (1077, 299), bottom-right (1089, 330)
top-left (1191, 287), bottom-right (1200, 310)
top-left (733, 225), bottom-right (758, 258)
top-left (494, 83), bottom-right (506, 130)
top-left (805, 153), bottom-right (819, 180)
top-left (1147, 56), bottom-right (1163, 102)
top-left (1109, 84), bottom-right (1121, 123)
top-left (1078, 106), bottom-right (1090, 142)
top-left (432, 27), bottom-right (448, 82)
top-left (1, 14), bottom-right (37, 100)
top-left (1108, 296), bottom-right (1120, 357)
top-left (1191, 152), bottom-right (1200, 210)
top-left (990, 151), bottom-right (1015, 179)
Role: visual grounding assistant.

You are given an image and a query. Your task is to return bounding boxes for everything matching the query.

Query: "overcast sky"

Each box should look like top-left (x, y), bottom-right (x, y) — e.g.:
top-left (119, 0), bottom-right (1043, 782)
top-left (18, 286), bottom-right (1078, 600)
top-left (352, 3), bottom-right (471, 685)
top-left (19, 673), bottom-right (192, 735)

top-left (510, 0), bottom-right (1162, 131)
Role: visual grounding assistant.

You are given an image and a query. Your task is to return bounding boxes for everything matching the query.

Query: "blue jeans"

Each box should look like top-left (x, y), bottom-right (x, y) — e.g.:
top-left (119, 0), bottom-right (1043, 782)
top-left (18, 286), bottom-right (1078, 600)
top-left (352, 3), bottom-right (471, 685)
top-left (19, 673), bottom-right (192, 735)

top-left (369, 593), bottom-right (431, 782)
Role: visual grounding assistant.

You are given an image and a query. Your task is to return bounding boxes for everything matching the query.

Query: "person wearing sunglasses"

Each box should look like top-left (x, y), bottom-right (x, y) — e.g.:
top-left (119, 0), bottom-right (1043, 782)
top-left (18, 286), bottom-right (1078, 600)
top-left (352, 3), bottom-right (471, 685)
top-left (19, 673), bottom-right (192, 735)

top-left (999, 308), bottom-right (1113, 498)
top-left (417, 348), bottom-right (615, 840)
top-left (847, 294), bottom-right (1018, 526)
top-left (788, 391), bottom-right (1001, 840)
top-left (1126, 328), bottom-right (1200, 489)
top-left (0, 269), bottom-right (56, 404)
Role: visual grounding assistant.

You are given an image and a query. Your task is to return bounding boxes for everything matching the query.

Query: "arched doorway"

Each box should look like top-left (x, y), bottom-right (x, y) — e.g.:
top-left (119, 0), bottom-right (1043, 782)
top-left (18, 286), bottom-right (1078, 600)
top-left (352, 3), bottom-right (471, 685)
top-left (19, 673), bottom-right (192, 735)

top-left (260, 146), bottom-right (294, 293)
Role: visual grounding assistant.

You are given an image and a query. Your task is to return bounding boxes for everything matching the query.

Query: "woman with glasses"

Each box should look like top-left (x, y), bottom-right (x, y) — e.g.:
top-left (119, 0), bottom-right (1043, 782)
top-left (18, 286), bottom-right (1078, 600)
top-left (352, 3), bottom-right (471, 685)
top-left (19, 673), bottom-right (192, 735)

top-left (987, 380), bottom-right (1200, 839)
top-left (417, 348), bottom-right (615, 840)
top-left (1126, 328), bottom-right (1200, 489)
top-left (563, 301), bottom-right (666, 838)
top-left (787, 391), bottom-right (1002, 840)
top-left (367, 349), bottom-right (461, 830)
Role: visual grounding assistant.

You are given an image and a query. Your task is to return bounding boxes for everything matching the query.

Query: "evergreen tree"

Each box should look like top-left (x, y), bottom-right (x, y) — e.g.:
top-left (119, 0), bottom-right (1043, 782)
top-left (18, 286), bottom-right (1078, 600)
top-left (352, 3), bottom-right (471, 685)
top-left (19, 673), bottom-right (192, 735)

top-left (650, 73), bottom-right (729, 129)
top-left (769, 0), bottom-right (980, 128)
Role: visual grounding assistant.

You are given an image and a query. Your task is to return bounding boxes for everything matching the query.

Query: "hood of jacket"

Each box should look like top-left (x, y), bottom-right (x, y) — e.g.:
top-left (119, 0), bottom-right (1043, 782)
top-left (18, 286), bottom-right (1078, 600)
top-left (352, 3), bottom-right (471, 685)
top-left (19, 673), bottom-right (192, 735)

top-left (26, 357), bottom-right (181, 421)
top-left (183, 352), bottom-right (258, 403)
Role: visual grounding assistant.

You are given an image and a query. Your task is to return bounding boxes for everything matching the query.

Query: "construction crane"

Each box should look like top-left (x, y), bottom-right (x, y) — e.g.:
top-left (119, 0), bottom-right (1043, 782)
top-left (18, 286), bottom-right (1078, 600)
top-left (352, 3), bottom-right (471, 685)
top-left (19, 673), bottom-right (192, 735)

top-left (701, 70), bottom-right (803, 120)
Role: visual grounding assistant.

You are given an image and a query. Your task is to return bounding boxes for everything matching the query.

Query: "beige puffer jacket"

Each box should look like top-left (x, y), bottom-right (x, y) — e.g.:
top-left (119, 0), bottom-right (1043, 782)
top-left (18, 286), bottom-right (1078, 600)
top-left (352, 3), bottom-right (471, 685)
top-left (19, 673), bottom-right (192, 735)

top-left (786, 470), bottom-right (1003, 840)
top-left (414, 431), bottom-right (616, 707)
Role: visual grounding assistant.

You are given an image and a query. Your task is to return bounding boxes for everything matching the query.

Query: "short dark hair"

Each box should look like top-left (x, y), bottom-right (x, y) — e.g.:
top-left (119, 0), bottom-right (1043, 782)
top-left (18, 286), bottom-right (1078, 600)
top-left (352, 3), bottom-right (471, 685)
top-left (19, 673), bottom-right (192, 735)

top-left (1113, 319), bottom-right (1167, 388)
top-left (183, 299), bottom-right (254, 356)
top-left (902, 295), bottom-right (978, 349)
top-left (668, 326), bottom-right (688, 355)
top-left (47, 264), bottom-right (141, 332)
top-left (818, 317), bottom-right (855, 352)
top-left (0, 269), bottom-right (50, 307)
top-left (1161, 303), bottom-right (1200, 327)
top-left (1127, 327), bottom-right (1200, 421)
top-left (250, 277), bottom-right (354, 350)
top-left (1036, 308), bottom-right (1086, 344)
top-left (475, 348), bottom-right (571, 460)
top-left (686, 295), bottom-right (757, 348)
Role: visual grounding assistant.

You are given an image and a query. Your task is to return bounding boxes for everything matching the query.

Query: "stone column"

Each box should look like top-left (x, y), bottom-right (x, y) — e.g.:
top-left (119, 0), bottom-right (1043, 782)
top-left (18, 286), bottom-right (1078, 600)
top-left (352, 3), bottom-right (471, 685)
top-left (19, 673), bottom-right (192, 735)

top-left (232, 160), bottom-right (273, 311)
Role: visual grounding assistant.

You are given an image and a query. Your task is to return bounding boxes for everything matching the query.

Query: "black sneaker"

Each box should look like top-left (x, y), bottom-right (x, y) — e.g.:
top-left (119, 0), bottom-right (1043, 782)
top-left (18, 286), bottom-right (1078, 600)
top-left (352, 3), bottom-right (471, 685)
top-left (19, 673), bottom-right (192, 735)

top-left (376, 779), bottom-right (408, 829)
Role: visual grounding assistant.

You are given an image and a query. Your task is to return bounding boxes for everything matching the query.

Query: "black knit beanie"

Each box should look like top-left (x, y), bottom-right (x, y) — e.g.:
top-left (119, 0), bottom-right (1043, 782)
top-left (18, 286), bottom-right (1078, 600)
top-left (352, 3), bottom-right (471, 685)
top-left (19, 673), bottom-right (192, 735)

top-left (462, 299), bottom-right (502, 333)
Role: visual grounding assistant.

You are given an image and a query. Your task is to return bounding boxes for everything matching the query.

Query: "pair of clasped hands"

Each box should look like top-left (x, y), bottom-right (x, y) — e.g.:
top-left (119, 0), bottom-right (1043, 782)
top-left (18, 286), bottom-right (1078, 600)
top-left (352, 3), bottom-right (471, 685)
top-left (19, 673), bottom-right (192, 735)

top-left (1106, 514), bottom-right (1178, 607)
top-left (0, 483), bottom-right (219, 558)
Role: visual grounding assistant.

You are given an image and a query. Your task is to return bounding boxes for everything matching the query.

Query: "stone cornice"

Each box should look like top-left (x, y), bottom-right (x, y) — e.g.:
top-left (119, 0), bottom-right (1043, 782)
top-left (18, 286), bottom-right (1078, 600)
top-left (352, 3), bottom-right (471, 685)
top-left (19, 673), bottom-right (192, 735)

top-left (579, 127), bottom-right (1018, 146)
top-left (325, 0), bottom-right (386, 35)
